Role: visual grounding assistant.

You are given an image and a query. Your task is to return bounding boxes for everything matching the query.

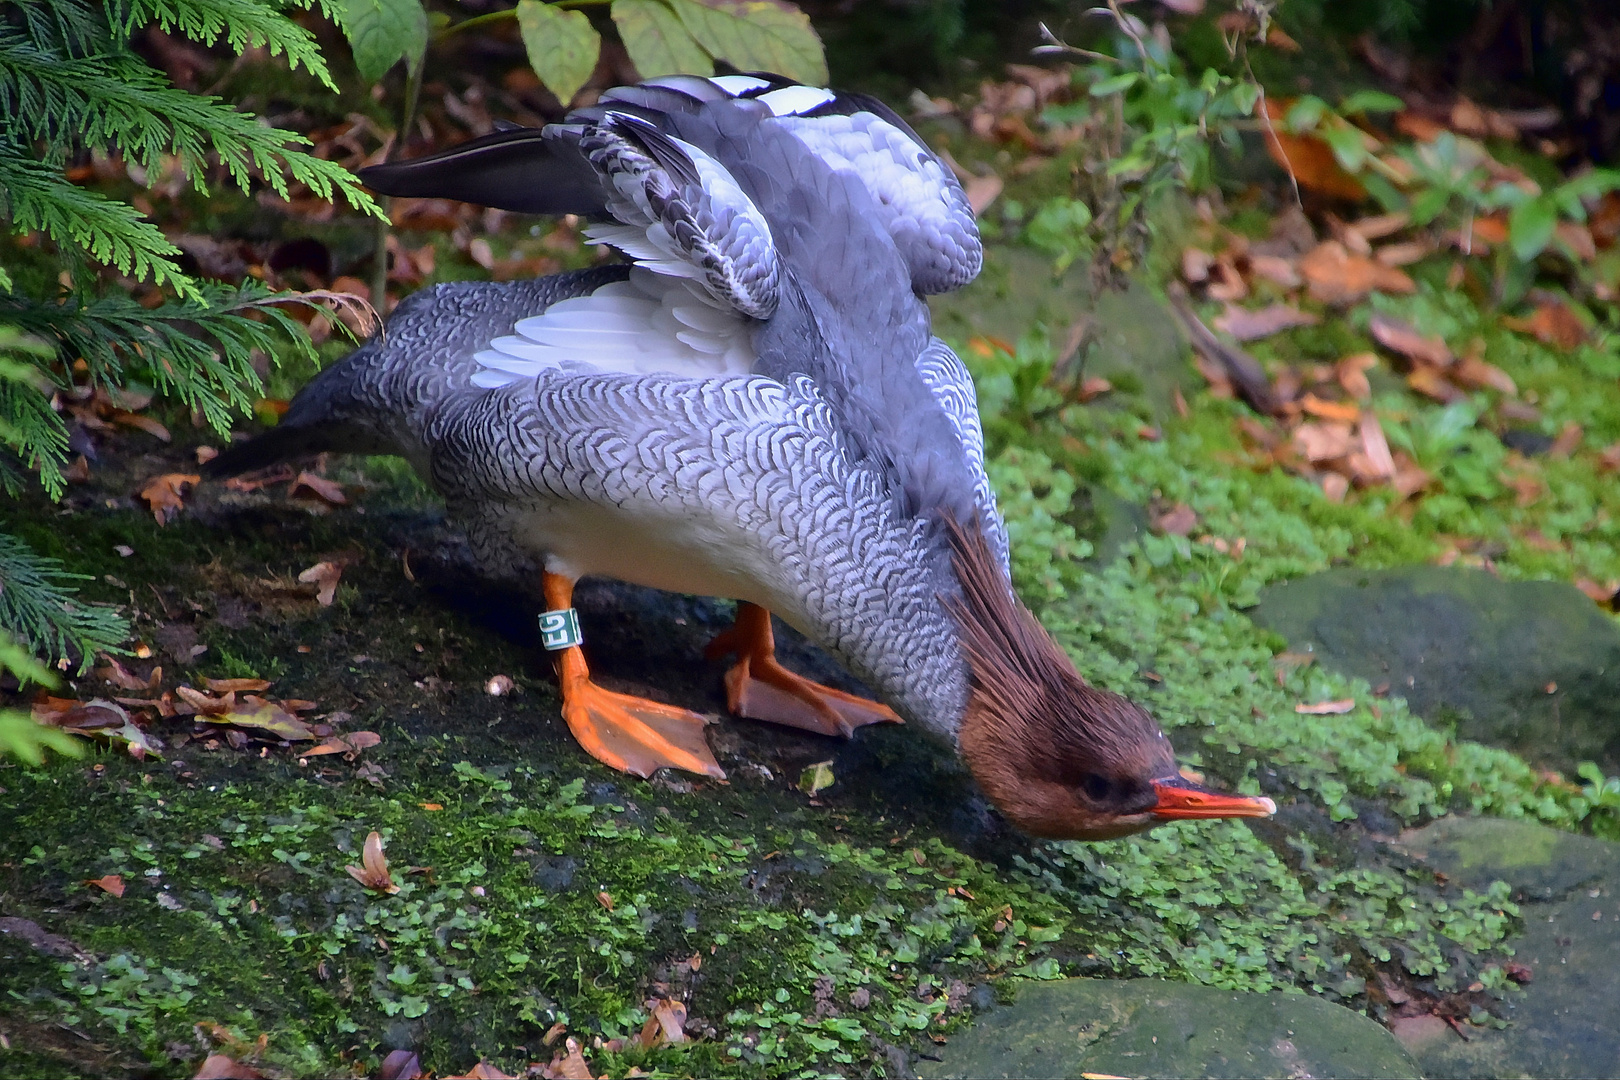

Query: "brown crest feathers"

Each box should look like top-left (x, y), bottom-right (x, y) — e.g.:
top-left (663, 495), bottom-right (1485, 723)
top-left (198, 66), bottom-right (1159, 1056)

top-left (941, 513), bottom-right (1172, 780)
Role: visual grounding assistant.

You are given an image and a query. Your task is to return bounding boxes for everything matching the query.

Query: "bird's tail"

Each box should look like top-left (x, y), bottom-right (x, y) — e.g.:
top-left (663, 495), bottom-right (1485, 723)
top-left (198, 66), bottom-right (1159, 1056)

top-left (203, 342), bottom-right (402, 478)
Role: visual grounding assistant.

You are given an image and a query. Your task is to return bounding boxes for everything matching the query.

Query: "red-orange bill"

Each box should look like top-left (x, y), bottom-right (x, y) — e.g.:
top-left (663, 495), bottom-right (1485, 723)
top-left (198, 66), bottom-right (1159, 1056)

top-left (1151, 776), bottom-right (1277, 820)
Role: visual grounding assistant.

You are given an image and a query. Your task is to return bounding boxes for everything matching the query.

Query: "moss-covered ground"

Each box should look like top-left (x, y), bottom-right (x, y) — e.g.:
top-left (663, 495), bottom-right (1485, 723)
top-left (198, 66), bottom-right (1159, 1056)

top-left (8, 229), bottom-right (1617, 1073)
top-left (9, 44), bottom-right (1620, 1075)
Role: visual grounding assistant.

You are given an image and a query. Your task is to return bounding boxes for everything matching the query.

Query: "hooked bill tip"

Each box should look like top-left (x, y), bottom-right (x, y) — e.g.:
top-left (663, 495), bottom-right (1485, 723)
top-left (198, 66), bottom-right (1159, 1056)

top-left (1150, 777), bottom-right (1277, 821)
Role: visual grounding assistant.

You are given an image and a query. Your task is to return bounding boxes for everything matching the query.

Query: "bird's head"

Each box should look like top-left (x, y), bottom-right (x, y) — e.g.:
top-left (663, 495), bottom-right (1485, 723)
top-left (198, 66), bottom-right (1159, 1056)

top-left (943, 516), bottom-right (1276, 840)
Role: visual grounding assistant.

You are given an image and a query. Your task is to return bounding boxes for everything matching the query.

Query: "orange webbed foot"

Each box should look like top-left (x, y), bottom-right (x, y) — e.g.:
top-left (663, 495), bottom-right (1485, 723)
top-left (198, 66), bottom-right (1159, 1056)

top-left (543, 571), bottom-right (724, 780)
top-left (706, 603), bottom-right (901, 737)
top-left (559, 678), bottom-right (725, 780)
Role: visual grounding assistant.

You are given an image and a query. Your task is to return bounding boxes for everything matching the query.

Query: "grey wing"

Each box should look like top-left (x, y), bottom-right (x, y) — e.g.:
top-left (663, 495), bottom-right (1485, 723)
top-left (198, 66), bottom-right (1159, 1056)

top-left (556, 111), bottom-right (781, 319)
top-left (914, 338), bottom-right (1009, 572)
top-left (422, 368), bottom-right (969, 727)
top-left (765, 101), bottom-right (981, 296)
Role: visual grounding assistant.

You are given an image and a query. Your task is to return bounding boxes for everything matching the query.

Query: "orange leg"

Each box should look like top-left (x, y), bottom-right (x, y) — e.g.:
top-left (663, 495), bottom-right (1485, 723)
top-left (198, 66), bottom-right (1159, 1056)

top-left (543, 572), bottom-right (724, 780)
top-left (705, 602), bottom-right (901, 737)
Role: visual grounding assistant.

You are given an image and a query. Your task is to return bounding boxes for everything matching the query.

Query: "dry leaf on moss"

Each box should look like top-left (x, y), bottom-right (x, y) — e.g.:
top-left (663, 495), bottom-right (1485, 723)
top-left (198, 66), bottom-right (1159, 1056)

top-left (84, 874), bottom-right (125, 897)
top-left (1261, 101), bottom-right (1367, 201)
top-left (1502, 301), bottom-right (1586, 350)
top-left (1296, 699), bottom-right (1356, 714)
top-left (192, 1054), bottom-right (265, 1080)
top-left (288, 471), bottom-right (347, 506)
top-left (446, 1063), bottom-right (515, 1080)
top-left (538, 1038), bottom-right (593, 1080)
top-left (1213, 303), bottom-right (1319, 342)
top-left (346, 831), bottom-right (399, 894)
top-left (140, 473), bottom-right (201, 525)
top-left (1301, 243), bottom-right (1415, 304)
top-left (304, 731), bottom-right (381, 758)
top-left (298, 561), bottom-right (343, 606)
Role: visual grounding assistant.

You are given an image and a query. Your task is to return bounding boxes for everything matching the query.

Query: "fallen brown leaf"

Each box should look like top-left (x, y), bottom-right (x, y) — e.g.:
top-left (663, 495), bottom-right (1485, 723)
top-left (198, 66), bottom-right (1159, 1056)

top-left (288, 471), bottom-right (347, 506)
top-left (1451, 356), bottom-right (1516, 395)
top-left (1336, 353), bottom-right (1378, 400)
top-left (963, 174), bottom-right (1003, 216)
top-left (96, 656), bottom-right (156, 691)
top-left (1293, 422), bottom-right (1358, 462)
top-left (1549, 422), bottom-right (1583, 459)
top-left (1368, 315), bottom-right (1453, 368)
top-left (1349, 211), bottom-right (1410, 242)
top-left (346, 830), bottom-right (399, 894)
top-left (303, 731), bottom-right (381, 758)
top-left (1205, 255), bottom-right (1248, 302)
top-left (1598, 442), bottom-right (1620, 473)
top-left (647, 997), bottom-right (690, 1047)
top-left (1406, 367), bottom-right (1465, 404)
top-left (1181, 246), bottom-right (1213, 284)
top-left (1299, 394), bottom-right (1361, 423)
top-left (1301, 242), bottom-right (1415, 304)
top-left (1356, 415), bottom-right (1397, 481)
top-left (1554, 222), bottom-right (1596, 262)
top-left (139, 473), bottom-right (201, 525)
top-left (446, 1063), bottom-right (514, 1080)
top-left (1296, 699), bottom-right (1355, 714)
top-left (1502, 301), bottom-right (1586, 350)
top-left (377, 1049), bottom-right (423, 1080)
top-left (84, 874), bottom-right (125, 897)
top-left (1576, 578), bottom-right (1618, 608)
top-left (1262, 100), bottom-right (1367, 201)
top-left (192, 1055), bottom-right (265, 1080)
top-left (1212, 303), bottom-right (1319, 342)
top-left (215, 699), bottom-right (317, 741)
top-left (1247, 254), bottom-right (1302, 288)
top-left (298, 561), bottom-right (343, 606)
top-left (113, 410), bottom-right (171, 442)
top-left (205, 678), bottom-right (272, 693)
top-left (1375, 240), bottom-right (1431, 266)
top-left (1152, 504), bottom-right (1198, 536)
top-left (39, 699), bottom-right (163, 758)
top-left (539, 1038), bottom-right (593, 1080)
top-left (1075, 376), bottom-right (1112, 402)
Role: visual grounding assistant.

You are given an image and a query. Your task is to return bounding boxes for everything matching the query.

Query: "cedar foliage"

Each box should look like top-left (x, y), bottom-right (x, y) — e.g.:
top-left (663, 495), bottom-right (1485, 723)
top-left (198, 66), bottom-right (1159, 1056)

top-left (0, 0), bottom-right (377, 671)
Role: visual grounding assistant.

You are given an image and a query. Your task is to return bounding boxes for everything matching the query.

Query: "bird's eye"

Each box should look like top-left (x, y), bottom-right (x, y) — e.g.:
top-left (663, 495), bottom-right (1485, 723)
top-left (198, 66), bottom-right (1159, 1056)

top-left (1079, 773), bottom-right (1114, 802)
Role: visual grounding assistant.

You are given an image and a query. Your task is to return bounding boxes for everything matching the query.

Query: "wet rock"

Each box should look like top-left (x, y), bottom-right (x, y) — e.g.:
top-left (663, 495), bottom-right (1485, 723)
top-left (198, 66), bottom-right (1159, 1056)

top-left (917, 977), bottom-right (1419, 1079)
top-left (1393, 815), bottom-right (1620, 1078)
top-left (1250, 565), bottom-right (1620, 772)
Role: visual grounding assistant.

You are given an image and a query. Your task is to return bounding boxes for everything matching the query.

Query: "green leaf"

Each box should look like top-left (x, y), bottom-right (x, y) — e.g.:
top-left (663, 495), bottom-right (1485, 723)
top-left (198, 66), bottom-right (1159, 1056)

top-left (516, 1), bottom-right (600, 105)
top-left (1508, 194), bottom-right (1558, 262)
top-left (1283, 94), bottom-right (1328, 132)
top-left (1088, 71), bottom-right (1139, 97)
top-left (1319, 124), bottom-right (1367, 172)
top-left (666, 0), bottom-right (825, 84)
top-left (341, 0), bottom-right (428, 83)
top-left (1339, 90), bottom-right (1405, 115)
top-left (0, 711), bottom-right (82, 766)
top-left (1408, 185), bottom-right (1451, 227)
top-left (612, 0), bottom-right (710, 78)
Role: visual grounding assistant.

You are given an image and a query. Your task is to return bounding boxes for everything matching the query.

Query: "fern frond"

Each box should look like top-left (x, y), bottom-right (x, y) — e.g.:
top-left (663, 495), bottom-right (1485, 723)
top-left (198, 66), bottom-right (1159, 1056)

top-left (0, 19), bottom-right (376, 211)
top-left (110, 0), bottom-right (337, 90)
top-left (0, 532), bottom-right (128, 671)
top-left (2, 281), bottom-right (322, 466)
top-left (0, 146), bottom-right (197, 297)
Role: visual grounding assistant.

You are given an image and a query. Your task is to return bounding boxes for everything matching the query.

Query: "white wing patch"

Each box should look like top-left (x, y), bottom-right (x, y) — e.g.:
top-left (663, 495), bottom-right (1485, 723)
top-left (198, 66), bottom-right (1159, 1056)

top-left (470, 268), bottom-right (756, 389)
top-left (708, 74), bottom-right (772, 96)
top-left (758, 85), bottom-right (836, 116)
top-left (774, 111), bottom-right (981, 294)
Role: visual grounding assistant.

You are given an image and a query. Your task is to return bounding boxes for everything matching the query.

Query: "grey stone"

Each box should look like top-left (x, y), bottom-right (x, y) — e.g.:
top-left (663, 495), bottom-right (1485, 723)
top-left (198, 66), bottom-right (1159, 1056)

top-left (1249, 565), bottom-right (1620, 772)
top-left (917, 977), bottom-right (1419, 1080)
top-left (1392, 816), bottom-right (1620, 1079)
